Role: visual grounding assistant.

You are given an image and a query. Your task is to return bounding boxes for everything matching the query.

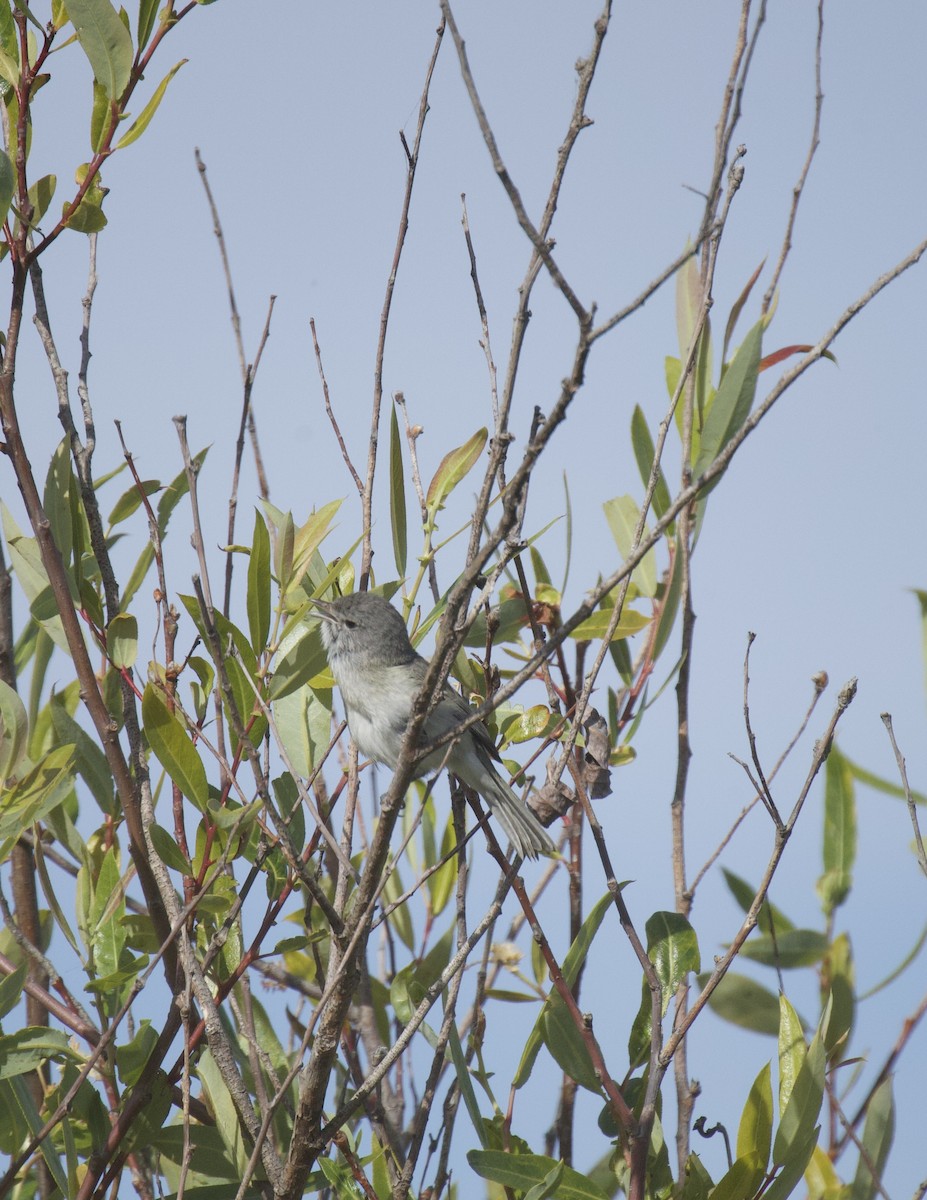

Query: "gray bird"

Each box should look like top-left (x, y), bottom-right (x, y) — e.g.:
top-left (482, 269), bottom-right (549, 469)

top-left (312, 591), bottom-right (556, 859)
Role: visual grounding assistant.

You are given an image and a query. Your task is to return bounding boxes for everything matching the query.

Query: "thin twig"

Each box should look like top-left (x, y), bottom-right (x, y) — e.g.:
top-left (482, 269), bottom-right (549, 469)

top-left (689, 671), bottom-right (826, 895)
top-left (763, 0), bottom-right (825, 311)
top-left (361, 20), bottom-right (445, 589)
top-left (311, 316), bottom-right (363, 497)
top-left (881, 713), bottom-right (927, 879)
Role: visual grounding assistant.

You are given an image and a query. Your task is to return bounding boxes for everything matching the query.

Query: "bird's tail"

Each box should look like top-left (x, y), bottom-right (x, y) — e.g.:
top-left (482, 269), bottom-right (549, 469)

top-left (480, 768), bottom-right (557, 860)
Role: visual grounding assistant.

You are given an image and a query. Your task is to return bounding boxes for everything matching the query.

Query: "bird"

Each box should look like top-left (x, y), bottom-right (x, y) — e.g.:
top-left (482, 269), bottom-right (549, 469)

top-left (312, 591), bottom-right (556, 859)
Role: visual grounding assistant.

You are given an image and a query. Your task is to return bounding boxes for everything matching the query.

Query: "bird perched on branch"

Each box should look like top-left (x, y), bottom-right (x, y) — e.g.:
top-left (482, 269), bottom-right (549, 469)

top-left (313, 591), bottom-right (556, 860)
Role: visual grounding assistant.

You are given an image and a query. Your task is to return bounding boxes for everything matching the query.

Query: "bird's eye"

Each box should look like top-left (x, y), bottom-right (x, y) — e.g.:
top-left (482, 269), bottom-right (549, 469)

top-left (344, 619), bottom-right (356, 629)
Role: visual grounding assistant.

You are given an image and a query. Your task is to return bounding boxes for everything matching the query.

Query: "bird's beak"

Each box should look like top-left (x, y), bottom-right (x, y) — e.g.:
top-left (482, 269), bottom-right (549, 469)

top-left (309, 597), bottom-right (335, 622)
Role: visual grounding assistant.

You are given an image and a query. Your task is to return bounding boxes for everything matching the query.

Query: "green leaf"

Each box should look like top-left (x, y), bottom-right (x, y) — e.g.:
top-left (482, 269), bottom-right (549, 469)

top-left (246, 510), bottom-right (271, 654)
top-left (0, 745), bottom-right (76, 858)
top-left (0, 962), bottom-right (26, 1020)
top-left (676, 249), bottom-right (702, 358)
top-left (777, 993), bottom-right (806, 1116)
top-left (49, 697), bottom-right (115, 814)
top-left (106, 612), bottom-right (137, 669)
top-left (446, 1020), bottom-right (489, 1149)
top-left (63, 180), bottom-right (108, 234)
top-left (148, 821), bottom-right (192, 875)
top-left (603, 495), bottom-right (657, 598)
top-left (0, 46), bottom-right (19, 90)
top-left (27, 174), bottom-right (56, 228)
top-left (629, 911), bottom-right (700, 1068)
top-left (0, 149), bottom-right (14, 226)
top-left (822, 933), bottom-right (855, 1063)
top-left (647, 910), bottom-right (700, 1009)
top-left (722, 259), bottom-right (766, 366)
top-left (721, 868), bottom-right (796, 936)
top-left (0, 678), bottom-right (28, 781)
top-left (699, 971), bottom-right (781, 1036)
top-left (541, 992), bottom-right (601, 1093)
top-left (568, 606), bottom-right (650, 642)
top-left (425, 427), bottom-right (487, 516)
top-left (816, 746), bottom-right (856, 914)
top-left (467, 1150), bottom-right (608, 1200)
top-left (737, 1061), bottom-right (773, 1166)
top-left (89, 78), bottom-right (109, 153)
top-left (693, 318), bottom-right (763, 481)
top-left (115, 59), bottom-right (187, 150)
top-left (849, 1077), bottom-right (893, 1200)
top-left (514, 893), bottom-right (612, 1089)
top-left (0, 1028), bottom-right (72, 1079)
top-left (630, 405), bottom-right (671, 520)
top-left (137, 0), bottom-right (159, 49)
top-left (286, 500), bottom-right (342, 596)
top-left (762, 1123), bottom-right (819, 1200)
top-left (141, 683), bottom-right (208, 809)
top-left (65, 0), bottom-right (133, 99)
top-left (268, 625), bottom-right (327, 703)
top-left (738, 929), bottom-right (830, 969)
top-left (389, 401), bottom-right (407, 577)
top-left (524, 1160), bottom-right (566, 1200)
top-left (708, 1153), bottom-right (765, 1200)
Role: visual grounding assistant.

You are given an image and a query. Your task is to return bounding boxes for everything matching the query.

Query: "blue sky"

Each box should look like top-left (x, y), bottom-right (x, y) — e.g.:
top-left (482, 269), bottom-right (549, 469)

top-left (6, 2), bottom-right (927, 1195)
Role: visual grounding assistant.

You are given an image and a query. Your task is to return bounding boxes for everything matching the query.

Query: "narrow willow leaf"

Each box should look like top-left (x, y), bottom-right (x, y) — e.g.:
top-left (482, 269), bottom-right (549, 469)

top-left (0, 148), bottom-right (14, 226)
top-left (148, 822), bottom-right (192, 876)
top-left (603, 495), bottom-right (657, 598)
top-left (816, 746), bottom-right (856, 914)
top-left (0, 678), bottom-right (28, 781)
top-left (822, 932), bottom-right (855, 1063)
top-left (289, 499), bottom-right (342, 591)
top-left (722, 258), bottom-right (766, 366)
top-left (630, 405), bottom-right (671, 519)
top-left (849, 1077), bottom-right (894, 1200)
top-left (676, 249), bottom-right (701, 358)
top-left (446, 1021), bottom-right (489, 1149)
top-left (137, 0), bottom-right (159, 49)
top-left (115, 60), bottom-right (187, 150)
top-left (773, 1006), bottom-right (825, 1164)
top-left (514, 893), bottom-right (611, 1089)
top-left (693, 318), bottom-right (763, 482)
top-left (246, 509), bottom-right (271, 654)
top-left (721, 868), bottom-right (796, 935)
top-left (467, 1150), bottom-right (609, 1200)
top-left (425, 427), bottom-right (487, 516)
top-left (65, 0), bottom-right (133, 100)
top-left (777, 993), bottom-right (806, 1115)
top-left (389, 402), bottom-right (407, 577)
top-left (762, 1123), bottom-right (819, 1200)
top-left (49, 698), bottom-right (114, 814)
top-left (736, 1061), bottom-right (773, 1166)
top-left (841, 752), bottom-right (927, 807)
top-left (141, 683), bottom-right (207, 809)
